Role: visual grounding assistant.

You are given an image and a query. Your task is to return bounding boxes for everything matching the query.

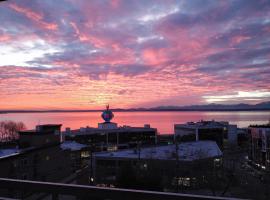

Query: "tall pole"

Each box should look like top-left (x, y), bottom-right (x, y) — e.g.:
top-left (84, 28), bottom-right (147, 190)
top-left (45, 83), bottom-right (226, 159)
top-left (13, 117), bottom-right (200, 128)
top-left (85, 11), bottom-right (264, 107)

top-left (175, 140), bottom-right (179, 192)
top-left (90, 143), bottom-right (94, 185)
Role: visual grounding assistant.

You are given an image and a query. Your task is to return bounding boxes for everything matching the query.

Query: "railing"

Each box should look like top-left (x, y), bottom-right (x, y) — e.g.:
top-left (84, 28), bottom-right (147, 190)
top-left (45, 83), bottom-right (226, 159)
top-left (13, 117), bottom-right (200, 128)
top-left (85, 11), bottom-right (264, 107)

top-left (0, 178), bottom-right (247, 200)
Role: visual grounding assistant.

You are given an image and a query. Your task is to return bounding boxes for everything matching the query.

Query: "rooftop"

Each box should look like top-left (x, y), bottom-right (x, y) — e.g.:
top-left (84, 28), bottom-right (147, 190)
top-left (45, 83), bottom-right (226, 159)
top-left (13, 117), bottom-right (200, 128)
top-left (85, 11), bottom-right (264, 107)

top-left (65, 126), bottom-right (157, 136)
top-left (36, 124), bottom-right (62, 127)
top-left (174, 120), bottom-right (233, 129)
top-left (0, 148), bottom-right (19, 159)
top-left (95, 141), bottom-right (222, 161)
top-left (60, 141), bottom-right (87, 151)
top-left (0, 144), bottom-right (62, 160)
top-left (249, 123), bottom-right (270, 128)
top-left (19, 124), bottom-right (62, 135)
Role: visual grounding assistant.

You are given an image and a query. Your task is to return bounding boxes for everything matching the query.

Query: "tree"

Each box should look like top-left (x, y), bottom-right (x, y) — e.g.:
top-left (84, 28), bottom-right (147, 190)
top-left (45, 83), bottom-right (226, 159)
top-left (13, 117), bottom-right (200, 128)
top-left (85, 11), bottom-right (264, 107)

top-left (0, 120), bottom-right (26, 142)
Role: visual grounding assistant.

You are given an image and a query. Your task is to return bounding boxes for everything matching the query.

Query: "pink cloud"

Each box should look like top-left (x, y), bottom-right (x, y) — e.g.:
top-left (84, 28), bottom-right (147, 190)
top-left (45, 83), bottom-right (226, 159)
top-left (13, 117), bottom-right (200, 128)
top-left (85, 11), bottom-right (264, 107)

top-left (0, 35), bottom-right (10, 42)
top-left (0, 0), bottom-right (269, 109)
top-left (9, 3), bottom-right (58, 31)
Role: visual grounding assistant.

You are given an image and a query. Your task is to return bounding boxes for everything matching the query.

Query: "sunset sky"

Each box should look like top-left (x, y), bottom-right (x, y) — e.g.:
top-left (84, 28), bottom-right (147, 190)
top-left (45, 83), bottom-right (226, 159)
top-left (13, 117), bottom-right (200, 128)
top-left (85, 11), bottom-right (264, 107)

top-left (0, 0), bottom-right (270, 110)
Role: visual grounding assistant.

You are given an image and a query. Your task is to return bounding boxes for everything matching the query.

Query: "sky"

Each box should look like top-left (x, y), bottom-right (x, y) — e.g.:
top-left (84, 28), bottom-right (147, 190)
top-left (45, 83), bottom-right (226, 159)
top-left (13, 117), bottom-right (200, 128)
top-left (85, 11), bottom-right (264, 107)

top-left (0, 0), bottom-right (270, 110)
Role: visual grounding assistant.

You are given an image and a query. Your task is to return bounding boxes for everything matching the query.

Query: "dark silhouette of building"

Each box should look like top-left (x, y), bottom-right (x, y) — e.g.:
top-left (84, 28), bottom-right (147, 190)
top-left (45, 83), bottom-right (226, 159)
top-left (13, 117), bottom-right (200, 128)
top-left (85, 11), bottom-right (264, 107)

top-left (174, 120), bottom-right (238, 149)
top-left (64, 106), bottom-right (157, 151)
top-left (0, 124), bottom-right (85, 182)
top-left (248, 123), bottom-right (270, 170)
top-left (93, 141), bottom-right (222, 190)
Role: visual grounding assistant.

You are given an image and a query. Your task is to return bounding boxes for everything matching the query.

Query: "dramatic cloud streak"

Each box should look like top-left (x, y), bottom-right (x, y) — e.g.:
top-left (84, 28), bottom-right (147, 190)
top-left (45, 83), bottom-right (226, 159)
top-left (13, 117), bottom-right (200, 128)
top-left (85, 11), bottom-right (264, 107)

top-left (0, 0), bottom-right (269, 109)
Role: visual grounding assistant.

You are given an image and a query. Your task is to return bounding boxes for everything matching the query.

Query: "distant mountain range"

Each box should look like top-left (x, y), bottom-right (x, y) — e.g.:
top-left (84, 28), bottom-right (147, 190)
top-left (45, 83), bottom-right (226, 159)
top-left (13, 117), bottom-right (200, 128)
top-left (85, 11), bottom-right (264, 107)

top-left (144, 101), bottom-right (270, 111)
top-left (1, 101), bottom-right (270, 113)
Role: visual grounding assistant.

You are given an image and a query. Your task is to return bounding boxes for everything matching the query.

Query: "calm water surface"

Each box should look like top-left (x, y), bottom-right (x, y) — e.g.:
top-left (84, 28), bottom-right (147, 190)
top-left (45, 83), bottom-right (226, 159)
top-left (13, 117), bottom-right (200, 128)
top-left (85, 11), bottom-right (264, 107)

top-left (0, 111), bottom-right (269, 134)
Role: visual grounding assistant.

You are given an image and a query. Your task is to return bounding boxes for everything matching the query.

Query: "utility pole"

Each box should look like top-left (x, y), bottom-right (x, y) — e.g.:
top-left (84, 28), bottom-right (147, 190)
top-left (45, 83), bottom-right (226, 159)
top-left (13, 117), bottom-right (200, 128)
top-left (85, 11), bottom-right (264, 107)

top-left (175, 140), bottom-right (180, 192)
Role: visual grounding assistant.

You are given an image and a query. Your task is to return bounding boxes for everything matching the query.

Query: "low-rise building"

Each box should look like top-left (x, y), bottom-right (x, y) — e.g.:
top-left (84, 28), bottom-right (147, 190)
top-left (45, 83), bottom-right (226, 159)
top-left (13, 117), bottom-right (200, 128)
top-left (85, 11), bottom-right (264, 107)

top-left (248, 124), bottom-right (270, 170)
top-left (0, 124), bottom-right (87, 182)
top-left (61, 141), bottom-right (89, 172)
top-left (237, 128), bottom-right (249, 147)
top-left (18, 124), bottom-right (62, 148)
top-left (157, 134), bottom-right (174, 145)
top-left (174, 120), bottom-right (238, 149)
top-left (64, 125), bottom-right (157, 151)
top-left (92, 140), bottom-right (222, 190)
top-left (64, 107), bottom-right (157, 151)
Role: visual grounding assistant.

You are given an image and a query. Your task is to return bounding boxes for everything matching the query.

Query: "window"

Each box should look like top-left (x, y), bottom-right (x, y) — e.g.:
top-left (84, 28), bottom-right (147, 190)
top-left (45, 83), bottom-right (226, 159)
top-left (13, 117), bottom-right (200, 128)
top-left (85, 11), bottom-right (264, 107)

top-left (81, 151), bottom-right (90, 158)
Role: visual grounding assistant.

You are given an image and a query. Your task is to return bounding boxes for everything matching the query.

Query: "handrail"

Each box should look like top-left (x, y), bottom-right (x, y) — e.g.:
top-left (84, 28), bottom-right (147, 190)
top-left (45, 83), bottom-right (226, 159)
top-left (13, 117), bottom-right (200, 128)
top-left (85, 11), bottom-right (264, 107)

top-left (0, 178), bottom-right (248, 200)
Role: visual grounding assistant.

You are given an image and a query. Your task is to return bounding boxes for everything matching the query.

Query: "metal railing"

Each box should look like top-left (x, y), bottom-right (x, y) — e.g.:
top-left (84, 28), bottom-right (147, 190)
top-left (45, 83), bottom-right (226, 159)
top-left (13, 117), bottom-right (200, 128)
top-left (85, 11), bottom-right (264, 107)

top-left (0, 178), bottom-right (247, 200)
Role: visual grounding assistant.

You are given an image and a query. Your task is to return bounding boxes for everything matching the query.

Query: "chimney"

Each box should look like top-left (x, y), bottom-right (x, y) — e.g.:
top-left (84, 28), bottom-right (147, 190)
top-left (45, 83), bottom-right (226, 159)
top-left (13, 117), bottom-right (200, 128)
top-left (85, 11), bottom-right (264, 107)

top-left (144, 124), bottom-right (150, 128)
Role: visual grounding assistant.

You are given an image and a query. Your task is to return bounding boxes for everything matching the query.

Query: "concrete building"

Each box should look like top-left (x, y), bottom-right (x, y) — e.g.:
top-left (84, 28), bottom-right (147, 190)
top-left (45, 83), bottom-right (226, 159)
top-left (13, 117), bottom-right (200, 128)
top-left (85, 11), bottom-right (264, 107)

top-left (64, 106), bottom-right (157, 151)
top-left (92, 140), bottom-right (222, 189)
top-left (248, 124), bottom-right (270, 170)
top-left (174, 120), bottom-right (238, 149)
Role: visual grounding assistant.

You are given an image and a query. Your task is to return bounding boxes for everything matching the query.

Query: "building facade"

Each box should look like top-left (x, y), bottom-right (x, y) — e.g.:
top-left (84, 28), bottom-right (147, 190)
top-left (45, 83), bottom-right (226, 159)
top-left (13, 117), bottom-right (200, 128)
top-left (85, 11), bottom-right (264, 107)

top-left (174, 120), bottom-right (238, 149)
top-left (64, 107), bottom-right (157, 151)
top-left (64, 125), bottom-right (157, 151)
top-left (248, 124), bottom-right (270, 170)
top-left (92, 141), bottom-right (222, 190)
top-left (0, 124), bottom-right (87, 182)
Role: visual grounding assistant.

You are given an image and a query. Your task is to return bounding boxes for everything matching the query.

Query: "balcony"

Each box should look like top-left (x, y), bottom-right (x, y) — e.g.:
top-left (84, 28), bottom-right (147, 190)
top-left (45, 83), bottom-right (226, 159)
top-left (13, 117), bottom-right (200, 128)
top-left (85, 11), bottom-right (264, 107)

top-left (0, 178), bottom-right (247, 200)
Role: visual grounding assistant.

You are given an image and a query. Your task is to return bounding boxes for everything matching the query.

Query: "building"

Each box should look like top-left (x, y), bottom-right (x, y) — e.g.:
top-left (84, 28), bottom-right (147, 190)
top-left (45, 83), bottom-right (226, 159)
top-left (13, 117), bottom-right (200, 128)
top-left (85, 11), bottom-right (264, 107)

top-left (18, 124), bottom-right (62, 148)
top-left (0, 124), bottom-right (86, 182)
top-left (92, 140), bottom-right (222, 190)
top-left (61, 141), bottom-right (89, 172)
top-left (237, 128), bottom-right (249, 147)
top-left (157, 134), bottom-right (174, 145)
top-left (174, 120), bottom-right (238, 149)
top-left (64, 106), bottom-right (157, 151)
top-left (248, 123), bottom-right (270, 170)
top-left (64, 125), bottom-right (157, 151)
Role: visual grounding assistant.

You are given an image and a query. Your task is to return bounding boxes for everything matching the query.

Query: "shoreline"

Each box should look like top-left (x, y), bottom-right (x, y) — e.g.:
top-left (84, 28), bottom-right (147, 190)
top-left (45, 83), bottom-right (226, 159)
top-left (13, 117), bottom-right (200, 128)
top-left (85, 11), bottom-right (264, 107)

top-left (1, 109), bottom-right (270, 114)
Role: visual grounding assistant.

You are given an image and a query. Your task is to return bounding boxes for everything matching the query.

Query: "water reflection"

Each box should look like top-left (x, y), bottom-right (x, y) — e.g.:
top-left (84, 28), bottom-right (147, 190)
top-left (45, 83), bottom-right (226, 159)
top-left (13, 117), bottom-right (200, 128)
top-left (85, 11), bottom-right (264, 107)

top-left (0, 111), bottom-right (269, 134)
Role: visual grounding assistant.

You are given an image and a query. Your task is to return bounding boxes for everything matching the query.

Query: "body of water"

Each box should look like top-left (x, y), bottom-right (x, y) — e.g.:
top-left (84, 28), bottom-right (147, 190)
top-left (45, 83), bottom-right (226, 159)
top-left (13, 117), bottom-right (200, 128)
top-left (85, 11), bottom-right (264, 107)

top-left (0, 111), bottom-right (269, 134)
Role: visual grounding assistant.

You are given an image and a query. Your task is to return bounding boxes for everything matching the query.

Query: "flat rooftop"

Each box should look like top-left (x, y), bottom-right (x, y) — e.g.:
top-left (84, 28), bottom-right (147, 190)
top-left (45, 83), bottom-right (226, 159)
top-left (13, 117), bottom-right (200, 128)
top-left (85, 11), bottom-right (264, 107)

top-left (174, 120), bottom-right (232, 129)
top-left (60, 141), bottom-right (87, 151)
top-left (19, 124), bottom-right (62, 135)
top-left (65, 126), bottom-right (157, 136)
top-left (249, 124), bottom-right (270, 128)
top-left (0, 141), bottom-right (78, 159)
top-left (36, 124), bottom-right (62, 127)
top-left (94, 140), bottom-right (222, 161)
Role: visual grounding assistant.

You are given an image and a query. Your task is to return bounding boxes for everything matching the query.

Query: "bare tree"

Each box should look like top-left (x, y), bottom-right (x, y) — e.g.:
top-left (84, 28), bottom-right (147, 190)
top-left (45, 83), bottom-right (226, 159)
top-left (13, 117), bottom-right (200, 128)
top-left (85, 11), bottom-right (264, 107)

top-left (0, 120), bottom-right (26, 142)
